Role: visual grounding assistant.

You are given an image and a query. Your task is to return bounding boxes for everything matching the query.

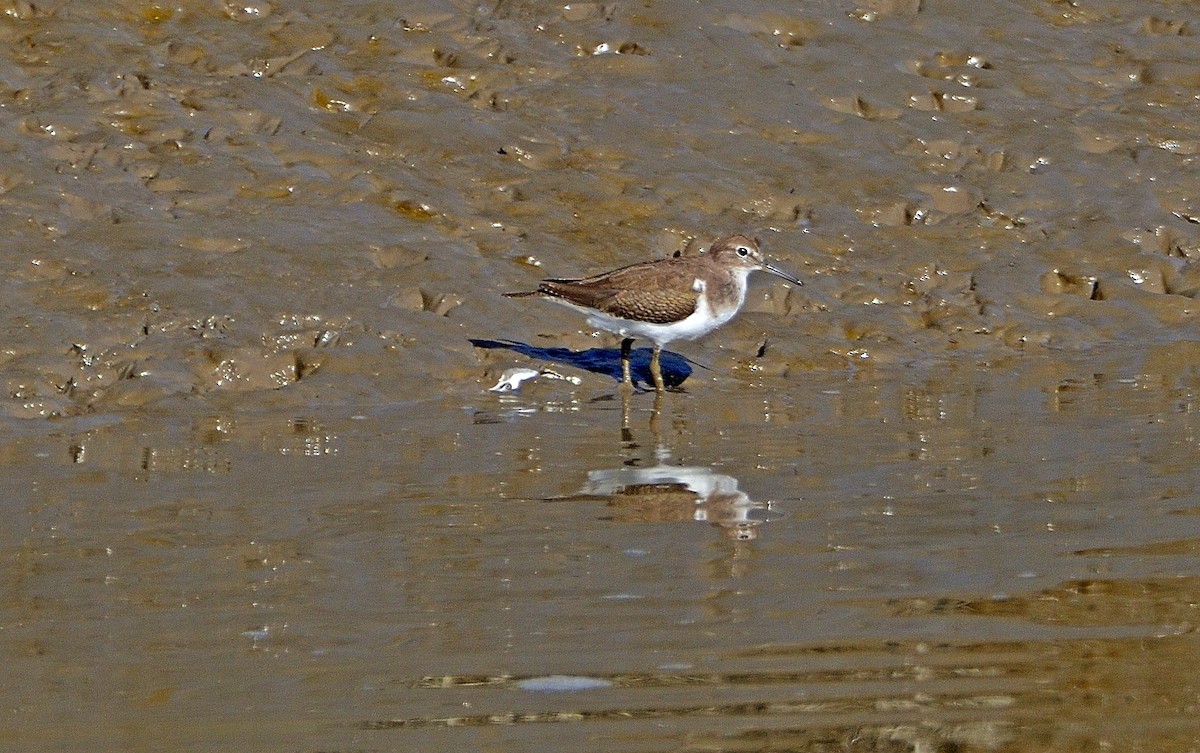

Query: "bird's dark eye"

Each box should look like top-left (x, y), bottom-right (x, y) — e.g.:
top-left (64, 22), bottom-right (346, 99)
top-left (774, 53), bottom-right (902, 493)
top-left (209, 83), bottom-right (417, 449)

top-left (736, 246), bottom-right (750, 257)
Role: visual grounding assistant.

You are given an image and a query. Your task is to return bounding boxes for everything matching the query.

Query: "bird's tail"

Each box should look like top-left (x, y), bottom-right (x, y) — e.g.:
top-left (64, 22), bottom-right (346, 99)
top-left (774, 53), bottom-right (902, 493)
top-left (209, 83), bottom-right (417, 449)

top-left (503, 290), bottom-right (541, 298)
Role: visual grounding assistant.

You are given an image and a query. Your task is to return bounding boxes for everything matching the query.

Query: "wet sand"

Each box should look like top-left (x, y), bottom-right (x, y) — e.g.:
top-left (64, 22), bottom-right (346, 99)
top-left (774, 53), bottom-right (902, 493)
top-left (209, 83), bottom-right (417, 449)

top-left (3, 0), bottom-right (1200, 750)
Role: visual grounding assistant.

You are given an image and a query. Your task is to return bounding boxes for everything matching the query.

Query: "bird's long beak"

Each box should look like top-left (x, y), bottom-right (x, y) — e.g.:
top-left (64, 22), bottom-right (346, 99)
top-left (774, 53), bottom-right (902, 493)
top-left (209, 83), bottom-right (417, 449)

top-left (763, 261), bottom-right (803, 287)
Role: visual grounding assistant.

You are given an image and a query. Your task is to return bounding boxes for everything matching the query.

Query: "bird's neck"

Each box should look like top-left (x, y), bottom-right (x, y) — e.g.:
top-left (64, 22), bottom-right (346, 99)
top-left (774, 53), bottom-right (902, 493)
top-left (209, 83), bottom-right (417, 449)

top-left (705, 268), bottom-right (751, 315)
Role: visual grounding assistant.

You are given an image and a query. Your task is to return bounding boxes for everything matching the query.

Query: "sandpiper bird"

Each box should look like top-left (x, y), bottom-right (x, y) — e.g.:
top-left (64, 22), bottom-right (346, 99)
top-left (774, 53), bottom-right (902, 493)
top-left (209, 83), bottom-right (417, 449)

top-left (505, 235), bottom-right (802, 391)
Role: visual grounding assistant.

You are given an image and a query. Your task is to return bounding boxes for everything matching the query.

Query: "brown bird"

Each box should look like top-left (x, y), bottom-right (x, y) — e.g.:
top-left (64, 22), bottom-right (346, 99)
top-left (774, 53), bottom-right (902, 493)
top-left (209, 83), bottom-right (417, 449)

top-left (505, 235), bottom-right (802, 390)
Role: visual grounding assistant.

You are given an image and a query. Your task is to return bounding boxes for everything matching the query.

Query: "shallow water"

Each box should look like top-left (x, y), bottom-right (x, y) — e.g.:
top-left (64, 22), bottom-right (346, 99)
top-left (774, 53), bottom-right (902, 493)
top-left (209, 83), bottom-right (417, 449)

top-left (7, 350), bottom-right (1200, 751)
top-left (2, 0), bottom-right (1200, 750)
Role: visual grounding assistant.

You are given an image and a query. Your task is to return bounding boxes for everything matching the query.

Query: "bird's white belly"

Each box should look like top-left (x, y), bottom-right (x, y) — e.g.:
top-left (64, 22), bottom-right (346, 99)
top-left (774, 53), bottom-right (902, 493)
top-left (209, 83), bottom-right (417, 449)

top-left (545, 272), bottom-right (749, 347)
top-left (585, 287), bottom-right (740, 346)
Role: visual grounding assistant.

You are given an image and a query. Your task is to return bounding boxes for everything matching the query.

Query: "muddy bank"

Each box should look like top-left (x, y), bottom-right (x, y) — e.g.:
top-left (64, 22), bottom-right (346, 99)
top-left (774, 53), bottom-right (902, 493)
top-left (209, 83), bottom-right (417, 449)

top-left (0, 0), bottom-right (1197, 420)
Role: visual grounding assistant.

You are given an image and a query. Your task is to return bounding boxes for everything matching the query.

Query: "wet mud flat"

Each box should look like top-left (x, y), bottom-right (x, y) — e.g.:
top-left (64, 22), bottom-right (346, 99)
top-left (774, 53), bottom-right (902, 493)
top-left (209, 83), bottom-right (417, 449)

top-left (2, 0), bottom-right (1200, 751)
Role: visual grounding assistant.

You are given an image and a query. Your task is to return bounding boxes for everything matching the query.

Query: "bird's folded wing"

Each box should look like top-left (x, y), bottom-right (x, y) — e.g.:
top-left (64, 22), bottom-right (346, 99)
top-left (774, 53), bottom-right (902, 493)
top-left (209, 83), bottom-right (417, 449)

top-left (602, 288), bottom-right (698, 324)
top-left (538, 280), bottom-right (699, 324)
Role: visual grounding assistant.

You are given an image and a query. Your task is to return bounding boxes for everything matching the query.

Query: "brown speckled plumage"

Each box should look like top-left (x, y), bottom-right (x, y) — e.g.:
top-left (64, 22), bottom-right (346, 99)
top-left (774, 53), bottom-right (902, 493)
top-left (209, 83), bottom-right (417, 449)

top-left (536, 258), bottom-right (704, 324)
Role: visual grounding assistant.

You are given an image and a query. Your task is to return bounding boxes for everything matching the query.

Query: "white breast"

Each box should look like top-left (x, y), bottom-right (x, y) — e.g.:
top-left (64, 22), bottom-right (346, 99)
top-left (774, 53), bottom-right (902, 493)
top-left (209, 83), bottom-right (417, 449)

top-left (590, 274), bottom-right (747, 346)
top-left (546, 269), bottom-right (751, 347)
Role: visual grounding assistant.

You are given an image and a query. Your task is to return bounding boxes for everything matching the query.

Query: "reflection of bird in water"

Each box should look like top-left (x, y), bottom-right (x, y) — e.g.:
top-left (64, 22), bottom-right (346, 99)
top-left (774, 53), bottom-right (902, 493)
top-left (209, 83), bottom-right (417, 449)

top-left (577, 465), bottom-right (773, 541)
